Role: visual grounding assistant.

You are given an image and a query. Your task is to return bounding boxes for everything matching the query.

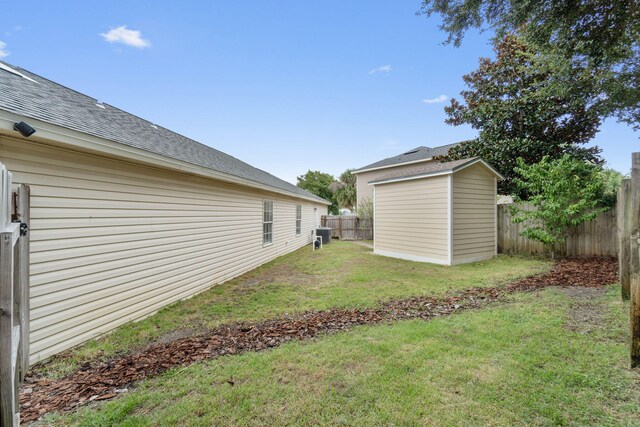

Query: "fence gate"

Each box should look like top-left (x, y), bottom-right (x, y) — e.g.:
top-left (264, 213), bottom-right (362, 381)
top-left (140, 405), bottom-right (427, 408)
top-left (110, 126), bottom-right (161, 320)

top-left (0, 162), bottom-right (30, 427)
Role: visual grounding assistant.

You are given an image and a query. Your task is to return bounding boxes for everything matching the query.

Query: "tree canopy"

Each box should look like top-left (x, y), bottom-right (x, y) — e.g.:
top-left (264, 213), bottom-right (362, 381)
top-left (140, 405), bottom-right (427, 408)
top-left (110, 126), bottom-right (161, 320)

top-left (435, 34), bottom-right (602, 196)
top-left (296, 170), bottom-right (339, 214)
top-left (330, 169), bottom-right (357, 211)
top-left (598, 167), bottom-right (626, 208)
top-left (419, 0), bottom-right (640, 129)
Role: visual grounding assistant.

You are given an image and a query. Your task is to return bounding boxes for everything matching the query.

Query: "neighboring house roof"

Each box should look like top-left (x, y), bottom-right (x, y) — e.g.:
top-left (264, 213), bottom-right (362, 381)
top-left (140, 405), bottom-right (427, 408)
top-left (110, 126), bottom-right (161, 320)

top-left (353, 142), bottom-right (462, 173)
top-left (0, 61), bottom-right (330, 205)
top-left (368, 157), bottom-right (504, 185)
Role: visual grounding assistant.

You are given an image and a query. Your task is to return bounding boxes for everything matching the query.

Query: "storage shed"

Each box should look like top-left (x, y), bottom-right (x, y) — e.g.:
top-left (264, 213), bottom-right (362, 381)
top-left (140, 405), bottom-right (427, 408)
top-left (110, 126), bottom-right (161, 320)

top-left (0, 61), bottom-right (330, 363)
top-left (370, 158), bottom-right (503, 265)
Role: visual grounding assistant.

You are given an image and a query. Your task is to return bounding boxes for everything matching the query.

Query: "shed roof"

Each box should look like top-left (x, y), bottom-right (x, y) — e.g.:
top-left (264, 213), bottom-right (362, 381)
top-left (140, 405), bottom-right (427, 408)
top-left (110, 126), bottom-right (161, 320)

top-left (0, 61), bottom-right (330, 205)
top-left (353, 143), bottom-right (462, 173)
top-left (369, 157), bottom-right (504, 185)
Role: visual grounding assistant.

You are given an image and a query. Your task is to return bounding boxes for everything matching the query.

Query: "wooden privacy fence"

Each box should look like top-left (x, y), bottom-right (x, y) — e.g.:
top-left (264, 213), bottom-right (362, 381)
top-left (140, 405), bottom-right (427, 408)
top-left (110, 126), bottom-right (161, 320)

top-left (622, 153), bottom-right (640, 367)
top-left (321, 216), bottom-right (373, 240)
top-left (497, 203), bottom-right (618, 257)
top-left (0, 162), bottom-right (30, 427)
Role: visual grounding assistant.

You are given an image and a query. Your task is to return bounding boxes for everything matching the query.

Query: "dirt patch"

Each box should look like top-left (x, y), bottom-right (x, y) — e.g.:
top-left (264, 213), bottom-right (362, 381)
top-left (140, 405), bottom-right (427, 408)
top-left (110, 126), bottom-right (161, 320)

top-left (237, 263), bottom-right (316, 289)
top-left (560, 286), bottom-right (607, 335)
top-left (20, 257), bottom-right (617, 423)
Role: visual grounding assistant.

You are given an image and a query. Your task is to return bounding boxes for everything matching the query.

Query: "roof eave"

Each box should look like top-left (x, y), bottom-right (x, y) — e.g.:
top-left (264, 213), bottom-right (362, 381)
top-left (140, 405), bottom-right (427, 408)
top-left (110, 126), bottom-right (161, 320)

top-left (451, 158), bottom-right (505, 180)
top-left (369, 169), bottom-right (453, 185)
top-left (353, 157), bottom-right (434, 174)
top-left (369, 158), bottom-right (504, 185)
top-left (0, 111), bottom-right (331, 205)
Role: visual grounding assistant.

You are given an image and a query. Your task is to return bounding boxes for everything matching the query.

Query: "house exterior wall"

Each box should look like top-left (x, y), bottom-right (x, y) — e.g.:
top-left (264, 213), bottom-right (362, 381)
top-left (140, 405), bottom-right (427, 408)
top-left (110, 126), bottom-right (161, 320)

top-left (355, 160), bottom-right (432, 206)
top-left (373, 175), bottom-right (448, 264)
top-left (451, 163), bottom-right (497, 264)
top-left (0, 135), bottom-right (327, 364)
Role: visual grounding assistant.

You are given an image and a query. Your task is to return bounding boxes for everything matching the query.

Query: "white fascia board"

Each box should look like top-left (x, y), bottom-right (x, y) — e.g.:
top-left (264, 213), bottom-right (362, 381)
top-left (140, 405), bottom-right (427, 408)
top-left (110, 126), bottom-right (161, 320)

top-left (370, 158), bottom-right (505, 186)
top-left (372, 185), bottom-right (376, 253)
top-left (0, 111), bottom-right (330, 205)
top-left (369, 170), bottom-right (452, 186)
top-left (452, 158), bottom-right (505, 180)
top-left (353, 158), bottom-right (433, 175)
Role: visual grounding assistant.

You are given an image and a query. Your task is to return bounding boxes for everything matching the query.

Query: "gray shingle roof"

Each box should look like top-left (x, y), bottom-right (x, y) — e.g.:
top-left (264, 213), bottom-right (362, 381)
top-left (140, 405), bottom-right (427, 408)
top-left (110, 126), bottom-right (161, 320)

top-left (353, 143), bottom-right (462, 173)
top-left (369, 157), bottom-right (503, 184)
top-left (0, 61), bottom-right (329, 204)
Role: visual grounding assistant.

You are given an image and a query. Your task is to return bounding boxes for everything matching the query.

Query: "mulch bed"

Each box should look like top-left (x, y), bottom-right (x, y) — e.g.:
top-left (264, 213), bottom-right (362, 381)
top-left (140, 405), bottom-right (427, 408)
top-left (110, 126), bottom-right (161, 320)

top-left (20, 256), bottom-right (617, 422)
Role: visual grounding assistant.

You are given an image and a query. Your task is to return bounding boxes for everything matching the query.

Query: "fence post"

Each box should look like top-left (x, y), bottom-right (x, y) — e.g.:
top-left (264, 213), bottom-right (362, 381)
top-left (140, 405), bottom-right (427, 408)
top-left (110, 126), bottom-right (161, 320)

top-left (630, 153), bottom-right (640, 368)
top-left (619, 179), bottom-right (631, 300)
top-left (0, 225), bottom-right (19, 427)
top-left (14, 185), bottom-right (29, 380)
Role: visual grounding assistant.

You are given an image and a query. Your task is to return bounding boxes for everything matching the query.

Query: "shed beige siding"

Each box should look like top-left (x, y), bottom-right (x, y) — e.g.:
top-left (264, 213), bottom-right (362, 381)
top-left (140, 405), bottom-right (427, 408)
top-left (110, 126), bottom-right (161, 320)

top-left (356, 160), bottom-right (431, 205)
top-left (0, 136), bottom-right (325, 363)
top-left (452, 163), bottom-right (496, 264)
top-left (374, 176), bottom-right (448, 263)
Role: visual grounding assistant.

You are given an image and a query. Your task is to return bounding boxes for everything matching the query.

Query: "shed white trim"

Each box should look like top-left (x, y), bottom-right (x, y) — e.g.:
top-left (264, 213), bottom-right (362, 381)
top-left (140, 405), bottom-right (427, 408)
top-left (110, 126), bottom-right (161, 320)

top-left (374, 249), bottom-right (448, 265)
top-left (373, 185), bottom-right (376, 253)
top-left (353, 157), bottom-right (433, 175)
top-left (369, 170), bottom-right (451, 185)
top-left (368, 158), bottom-right (504, 186)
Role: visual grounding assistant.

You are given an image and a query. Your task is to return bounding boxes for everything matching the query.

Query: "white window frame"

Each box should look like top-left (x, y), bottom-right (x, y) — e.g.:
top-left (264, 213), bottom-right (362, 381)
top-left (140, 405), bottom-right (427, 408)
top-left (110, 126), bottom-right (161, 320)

top-left (263, 200), bottom-right (273, 245)
top-left (295, 205), bottom-right (302, 236)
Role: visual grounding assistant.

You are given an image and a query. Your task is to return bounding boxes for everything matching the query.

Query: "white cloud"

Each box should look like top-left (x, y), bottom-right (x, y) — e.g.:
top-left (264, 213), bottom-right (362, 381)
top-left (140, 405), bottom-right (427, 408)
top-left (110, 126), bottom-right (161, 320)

top-left (0, 41), bottom-right (9, 58)
top-left (369, 64), bottom-right (392, 75)
top-left (100, 26), bottom-right (150, 48)
top-left (422, 95), bottom-right (448, 104)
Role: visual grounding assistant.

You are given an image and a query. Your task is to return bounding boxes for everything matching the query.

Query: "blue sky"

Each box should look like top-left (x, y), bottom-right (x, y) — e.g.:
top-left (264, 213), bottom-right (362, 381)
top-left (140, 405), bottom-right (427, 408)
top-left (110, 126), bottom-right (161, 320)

top-left (1, 1), bottom-right (636, 183)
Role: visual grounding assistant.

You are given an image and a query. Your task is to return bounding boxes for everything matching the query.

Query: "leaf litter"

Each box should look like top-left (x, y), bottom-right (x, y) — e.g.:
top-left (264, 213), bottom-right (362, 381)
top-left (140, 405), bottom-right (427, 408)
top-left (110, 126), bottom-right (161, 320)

top-left (20, 257), bottom-right (617, 422)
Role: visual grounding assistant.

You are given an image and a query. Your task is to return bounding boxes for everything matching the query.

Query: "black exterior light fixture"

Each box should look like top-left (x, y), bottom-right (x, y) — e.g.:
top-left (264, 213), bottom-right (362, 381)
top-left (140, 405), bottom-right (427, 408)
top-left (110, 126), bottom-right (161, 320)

top-left (13, 121), bottom-right (36, 137)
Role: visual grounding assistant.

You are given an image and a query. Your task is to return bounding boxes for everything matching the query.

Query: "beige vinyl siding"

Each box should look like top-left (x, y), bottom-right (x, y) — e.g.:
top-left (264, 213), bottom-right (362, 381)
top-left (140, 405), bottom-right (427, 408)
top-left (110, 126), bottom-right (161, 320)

top-left (355, 160), bottom-right (432, 205)
top-left (374, 176), bottom-right (448, 263)
top-left (0, 136), bottom-right (325, 364)
top-left (452, 163), bottom-right (496, 264)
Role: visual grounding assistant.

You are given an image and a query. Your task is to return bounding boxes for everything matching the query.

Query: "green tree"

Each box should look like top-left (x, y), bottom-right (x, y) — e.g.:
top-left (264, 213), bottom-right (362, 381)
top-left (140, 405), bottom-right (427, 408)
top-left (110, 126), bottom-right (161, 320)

top-left (598, 168), bottom-right (626, 208)
top-left (511, 155), bottom-right (606, 258)
top-left (435, 34), bottom-right (602, 196)
top-left (297, 170), bottom-right (339, 214)
top-left (418, 0), bottom-right (640, 129)
top-left (356, 197), bottom-right (373, 219)
top-left (330, 169), bottom-right (357, 211)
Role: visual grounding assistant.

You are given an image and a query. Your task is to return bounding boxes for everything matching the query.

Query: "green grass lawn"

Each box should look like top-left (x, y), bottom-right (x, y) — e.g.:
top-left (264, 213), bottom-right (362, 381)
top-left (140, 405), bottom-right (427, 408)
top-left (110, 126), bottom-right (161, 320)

top-left (47, 286), bottom-right (640, 426)
top-left (36, 242), bottom-right (550, 377)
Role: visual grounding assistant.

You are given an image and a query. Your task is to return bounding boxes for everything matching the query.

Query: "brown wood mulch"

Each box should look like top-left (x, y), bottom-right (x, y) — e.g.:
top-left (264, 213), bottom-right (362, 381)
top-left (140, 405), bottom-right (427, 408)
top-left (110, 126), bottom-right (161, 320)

top-left (20, 257), bottom-right (617, 423)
